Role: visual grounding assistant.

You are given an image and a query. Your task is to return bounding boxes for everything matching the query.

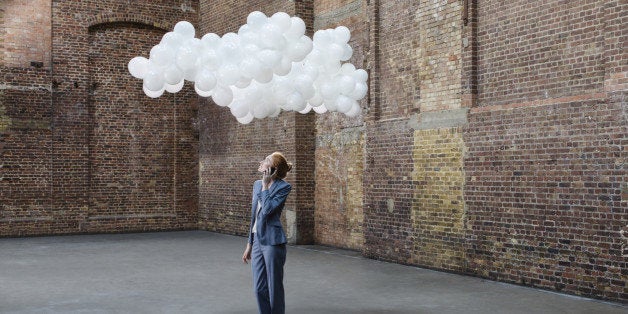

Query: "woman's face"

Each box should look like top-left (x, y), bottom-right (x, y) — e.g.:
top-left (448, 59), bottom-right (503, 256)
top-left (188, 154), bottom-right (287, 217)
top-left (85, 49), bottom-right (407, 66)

top-left (258, 155), bottom-right (272, 173)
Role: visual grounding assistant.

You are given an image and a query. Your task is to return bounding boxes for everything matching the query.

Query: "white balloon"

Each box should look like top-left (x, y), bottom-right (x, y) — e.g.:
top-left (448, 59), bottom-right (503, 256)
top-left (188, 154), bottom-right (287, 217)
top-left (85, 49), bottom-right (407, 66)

top-left (161, 32), bottom-right (184, 48)
top-left (319, 81), bottom-right (339, 99)
top-left (271, 12), bottom-right (292, 31)
top-left (235, 77), bottom-right (252, 89)
top-left (353, 69), bottom-right (368, 82)
top-left (240, 30), bottom-right (259, 47)
top-left (243, 43), bottom-right (261, 56)
top-left (229, 100), bottom-right (250, 118)
top-left (128, 56), bottom-right (149, 79)
top-left (196, 70), bottom-right (217, 92)
top-left (285, 16), bottom-right (306, 39)
top-left (323, 60), bottom-right (341, 73)
top-left (238, 24), bottom-right (251, 35)
top-left (217, 63), bottom-right (241, 85)
top-left (237, 112), bottom-right (254, 124)
top-left (255, 67), bottom-right (274, 83)
top-left (273, 57), bottom-right (292, 76)
top-left (222, 32), bottom-right (240, 43)
top-left (165, 80), bottom-right (184, 93)
top-left (183, 67), bottom-right (199, 82)
top-left (340, 63), bottom-right (356, 75)
top-left (150, 44), bottom-right (174, 66)
top-left (144, 67), bottom-right (164, 91)
top-left (251, 102), bottom-right (273, 119)
top-left (286, 92), bottom-right (306, 111)
top-left (163, 65), bottom-right (184, 85)
top-left (201, 33), bottom-right (221, 49)
top-left (250, 103), bottom-right (267, 119)
top-left (200, 49), bottom-right (221, 71)
top-left (247, 11), bottom-right (268, 29)
top-left (272, 79), bottom-right (293, 100)
top-left (143, 85), bottom-right (165, 98)
top-left (243, 84), bottom-right (263, 104)
top-left (301, 64), bottom-right (319, 80)
top-left (329, 43), bottom-right (345, 60)
top-left (334, 26), bottom-right (351, 43)
top-left (308, 93), bottom-right (324, 107)
top-left (313, 30), bottom-right (332, 47)
top-left (185, 37), bottom-right (203, 51)
top-left (285, 36), bottom-right (312, 62)
top-left (349, 82), bottom-right (368, 100)
top-left (240, 57), bottom-right (262, 79)
top-left (212, 85), bottom-right (233, 106)
top-left (340, 44), bottom-right (353, 61)
top-left (219, 38), bottom-right (242, 64)
top-left (174, 21), bottom-right (195, 38)
top-left (324, 97), bottom-right (338, 111)
top-left (337, 75), bottom-right (356, 94)
top-left (269, 105), bottom-right (281, 118)
top-left (306, 49), bottom-right (325, 64)
top-left (299, 104), bottom-right (312, 114)
top-left (257, 49), bottom-right (282, 67)
top-left (259, 23), bottom-right (284, 48)
top-left (175, 45), bottom-right (199, 72)
top-left (194, 83), bottom-right (213, 97)
top-left (335, 95), bottom-right (355, 113)
top-left (312, 104), bottom-right (328, 113)
top-left (294, 75), bottom-right (315, 99)
top-left (345, 103), bottom-right (361, 117)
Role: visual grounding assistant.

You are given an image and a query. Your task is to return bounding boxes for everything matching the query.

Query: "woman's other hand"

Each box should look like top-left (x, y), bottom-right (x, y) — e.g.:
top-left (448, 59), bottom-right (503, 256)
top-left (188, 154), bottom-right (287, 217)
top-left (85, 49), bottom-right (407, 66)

top-left (242, 243), bottom-right (252, 264)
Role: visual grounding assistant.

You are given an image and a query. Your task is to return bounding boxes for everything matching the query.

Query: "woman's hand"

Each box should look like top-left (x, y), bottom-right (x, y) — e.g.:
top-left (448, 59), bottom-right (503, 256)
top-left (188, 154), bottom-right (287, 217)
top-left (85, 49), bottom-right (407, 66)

top-left (242, 243), bottom-right (252, 264)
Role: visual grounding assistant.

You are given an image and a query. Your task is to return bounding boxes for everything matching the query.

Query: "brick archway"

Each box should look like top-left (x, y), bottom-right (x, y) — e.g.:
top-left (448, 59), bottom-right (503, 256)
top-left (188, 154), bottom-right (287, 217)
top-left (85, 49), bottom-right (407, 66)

top-left (87, 13), bottom-right (172, 32)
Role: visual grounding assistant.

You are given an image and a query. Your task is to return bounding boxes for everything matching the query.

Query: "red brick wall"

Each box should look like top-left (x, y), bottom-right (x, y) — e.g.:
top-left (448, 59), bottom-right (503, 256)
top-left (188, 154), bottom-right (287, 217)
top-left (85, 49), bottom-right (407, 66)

top-left (464, 0), bottom-right (627, 301)
top-left (1, 0), bottom-right (52, 68)
top-left (2, 0), bottom-right (625, 304)
top-left (465, 99), bottom-right (626, 301)
top-left (476, 0), bottom-right (606, 107)
top-left (1, 0), bottom-right (199, 236)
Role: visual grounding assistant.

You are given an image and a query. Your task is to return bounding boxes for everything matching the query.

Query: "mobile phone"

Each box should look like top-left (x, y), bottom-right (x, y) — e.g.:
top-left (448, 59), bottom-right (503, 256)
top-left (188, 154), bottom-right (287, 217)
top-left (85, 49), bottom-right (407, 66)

top-left (269, 167), bottom-right (276, 175)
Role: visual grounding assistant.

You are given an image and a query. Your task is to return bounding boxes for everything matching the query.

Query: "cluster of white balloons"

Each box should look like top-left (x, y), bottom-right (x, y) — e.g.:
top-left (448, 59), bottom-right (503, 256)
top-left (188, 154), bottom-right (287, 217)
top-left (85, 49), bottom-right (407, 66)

top-left (128, 11), bottom-right (367, 124)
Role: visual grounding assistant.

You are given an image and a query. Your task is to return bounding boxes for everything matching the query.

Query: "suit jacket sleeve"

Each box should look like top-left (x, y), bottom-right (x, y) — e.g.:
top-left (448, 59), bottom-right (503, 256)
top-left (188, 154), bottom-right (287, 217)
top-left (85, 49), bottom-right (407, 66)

top-left (247, 180), bottom-right (260, 244)
top-left (257, 182), bottom-right (291, 218)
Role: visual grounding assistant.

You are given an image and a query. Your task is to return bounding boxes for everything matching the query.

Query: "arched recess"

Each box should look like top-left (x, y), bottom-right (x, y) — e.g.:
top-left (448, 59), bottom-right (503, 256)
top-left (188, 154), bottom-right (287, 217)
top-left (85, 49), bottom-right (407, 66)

top-left (87, 13), bottom-right (172, 32)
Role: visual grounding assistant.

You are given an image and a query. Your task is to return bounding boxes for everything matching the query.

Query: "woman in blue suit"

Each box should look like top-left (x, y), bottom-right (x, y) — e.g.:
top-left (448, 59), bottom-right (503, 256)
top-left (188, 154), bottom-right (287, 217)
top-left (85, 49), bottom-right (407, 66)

top-left (242, 152), bottom-right (292, 314)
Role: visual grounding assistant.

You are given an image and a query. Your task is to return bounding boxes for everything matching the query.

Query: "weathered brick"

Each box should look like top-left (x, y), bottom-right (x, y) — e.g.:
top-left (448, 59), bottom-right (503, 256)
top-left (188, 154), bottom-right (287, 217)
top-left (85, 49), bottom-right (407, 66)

top-left (2, 0), bottom-right (626, 304)
top-left (1, 0), bottom-right (199, 236)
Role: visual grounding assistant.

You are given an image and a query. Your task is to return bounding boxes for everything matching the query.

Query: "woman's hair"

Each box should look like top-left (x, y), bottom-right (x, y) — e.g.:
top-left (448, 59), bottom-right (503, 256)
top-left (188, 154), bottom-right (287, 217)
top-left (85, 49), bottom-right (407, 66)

top-left (269, 152), bottom-right (293, 179)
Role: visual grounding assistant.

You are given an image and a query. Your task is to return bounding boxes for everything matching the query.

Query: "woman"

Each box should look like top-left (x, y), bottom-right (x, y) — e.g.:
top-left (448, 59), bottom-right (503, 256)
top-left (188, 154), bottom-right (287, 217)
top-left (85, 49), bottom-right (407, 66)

top-left (242, 152), bottom-right (292, 314)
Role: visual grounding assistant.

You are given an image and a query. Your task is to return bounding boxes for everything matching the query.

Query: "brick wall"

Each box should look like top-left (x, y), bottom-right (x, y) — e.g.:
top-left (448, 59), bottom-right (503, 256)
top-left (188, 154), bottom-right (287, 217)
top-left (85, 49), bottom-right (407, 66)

top-left (412, 128), bottom-right (466, 272)
top-left (1, 0), bottom-right (52, 68)
top-left (1, 0), bottom-right (199, 236)
top-left (313, 0), bottom-right (367, 250)
top-left (2, 0), bottom-right (625, 303)
top-left (361, 0), bottom-right (468, 268)
top-left (465, 0), bottom-right (627, 301)
top-left (465, 99), bottom-right (626, 301)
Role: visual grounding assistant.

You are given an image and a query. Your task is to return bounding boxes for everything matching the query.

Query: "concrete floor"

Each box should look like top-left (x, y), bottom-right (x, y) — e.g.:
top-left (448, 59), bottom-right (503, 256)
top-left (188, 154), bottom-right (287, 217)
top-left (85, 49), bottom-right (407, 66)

top-left (0, 231), bottom-right (625, 314)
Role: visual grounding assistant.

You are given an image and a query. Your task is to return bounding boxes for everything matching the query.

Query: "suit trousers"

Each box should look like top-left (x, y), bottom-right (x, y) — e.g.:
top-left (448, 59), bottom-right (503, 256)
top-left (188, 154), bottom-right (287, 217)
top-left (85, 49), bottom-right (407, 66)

top-left (251, 238), bottom-right (286, 314)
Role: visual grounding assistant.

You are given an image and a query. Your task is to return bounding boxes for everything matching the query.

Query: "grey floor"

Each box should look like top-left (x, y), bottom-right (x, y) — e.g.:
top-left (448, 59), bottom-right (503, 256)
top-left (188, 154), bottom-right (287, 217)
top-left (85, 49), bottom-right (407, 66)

top-left (0, 231), bottom-right (625, 314)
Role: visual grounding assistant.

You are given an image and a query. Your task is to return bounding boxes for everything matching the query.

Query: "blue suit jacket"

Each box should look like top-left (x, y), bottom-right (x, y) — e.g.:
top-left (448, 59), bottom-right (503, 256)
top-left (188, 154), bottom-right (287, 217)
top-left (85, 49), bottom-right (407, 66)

top-left (248, 179), bottom-right (291, 246)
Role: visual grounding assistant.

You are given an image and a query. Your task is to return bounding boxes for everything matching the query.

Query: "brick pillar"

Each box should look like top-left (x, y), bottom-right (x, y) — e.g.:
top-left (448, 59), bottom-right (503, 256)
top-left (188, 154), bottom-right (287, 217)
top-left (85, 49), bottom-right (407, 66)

top-left (291, 0), bottom-right (316, 244)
